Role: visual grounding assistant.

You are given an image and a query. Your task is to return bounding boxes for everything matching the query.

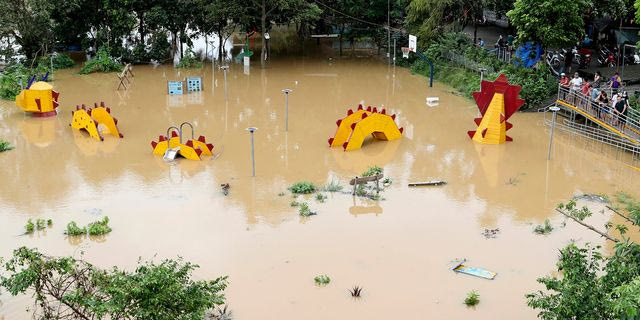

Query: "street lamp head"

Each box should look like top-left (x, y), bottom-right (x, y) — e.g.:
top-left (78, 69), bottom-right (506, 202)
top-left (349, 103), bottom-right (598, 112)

top-left (220, 65), bottom-right (230, 70)
top-left (282, 89), bottom-right (292, 94)
top-left (246, 127), bottom-right (258, 133)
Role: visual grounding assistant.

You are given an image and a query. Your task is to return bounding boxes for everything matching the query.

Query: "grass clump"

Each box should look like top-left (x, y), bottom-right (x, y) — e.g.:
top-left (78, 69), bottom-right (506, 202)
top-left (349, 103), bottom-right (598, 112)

top-left (349, 286), bottom-right (363, 297)
top-left (464, 291), bottom-right (480, 306)
top-left (361, 165), bottom-right (383, 177)
top-left (87, 217), bottom-right (112, 236)
top-left (315, 193), bottom-right (327, 203)
top-left (0, 140), bottom-right (13, 152)
top-left (277, 192), bottom-right (285, 196)
top-left (298, 203), bottom-right (316, 217)
top-left (176, 49), bottom-right (203, 69)
top-left (289, 182), bottom-right (316, 194)
top-left (65, 221), bottom-right (87, 236)
top-left (290, 200), bottom-right (300, 207)
top-left (323, 180), bottom-right (343, 192)
top-left (25, 218), bottom-right (52, 234)
top-left (314, 275), bottom-right (331, 285)
top-left (79, 47), bottom-right (123, 74)
top-left (534, 219), bottom-right (554, 235)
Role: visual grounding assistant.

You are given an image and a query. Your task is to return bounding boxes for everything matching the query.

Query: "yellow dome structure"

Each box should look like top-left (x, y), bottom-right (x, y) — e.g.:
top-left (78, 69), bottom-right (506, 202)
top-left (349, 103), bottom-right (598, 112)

top-left (328, 105), bottom-right (403, 151)
top-left (15, 81), bottom-right (60, 117)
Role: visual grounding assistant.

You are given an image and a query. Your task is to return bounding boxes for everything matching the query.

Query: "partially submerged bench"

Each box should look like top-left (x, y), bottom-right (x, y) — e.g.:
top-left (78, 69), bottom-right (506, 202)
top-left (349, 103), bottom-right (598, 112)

top-left (349, 173), bottom-right (384, 195)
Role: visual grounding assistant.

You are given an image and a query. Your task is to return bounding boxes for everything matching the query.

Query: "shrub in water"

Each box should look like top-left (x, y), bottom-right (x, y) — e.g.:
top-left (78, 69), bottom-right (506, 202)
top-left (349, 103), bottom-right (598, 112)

top-left (176, 49), bottom-right (203, 69)
top-left (66, 221), bottom-right (87, 236)
top-left (87, 216), bottom-right (112, 235)
top-left (362, 165), bottom-right (383, 177)
top-left (464, 291), bottom-right (480, 306)
top-left (534, 219), bottom-right (554, 235)
top-left (0, 140), bottom-right (14, 152)
top-left (289, 182), bottom-right (317, 194)
top-left (25, 219), bottom-right (35, 234)
top-left (298, 203), bottom-right (316, 217)
top-left (79, 47), bottom-right (123, 74)
top-left (314, 275), bottom-right (331, 285)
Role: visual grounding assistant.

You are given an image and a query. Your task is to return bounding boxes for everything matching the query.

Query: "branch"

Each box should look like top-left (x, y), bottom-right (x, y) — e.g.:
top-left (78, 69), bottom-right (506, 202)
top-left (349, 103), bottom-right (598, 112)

top-left (606, 205), bottom-right (637, 226)
top-left (556, 208), bottom-right (619, 243)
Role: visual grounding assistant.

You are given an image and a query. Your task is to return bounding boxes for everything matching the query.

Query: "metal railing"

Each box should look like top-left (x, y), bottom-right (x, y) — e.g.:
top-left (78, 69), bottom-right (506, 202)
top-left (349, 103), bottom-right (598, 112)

top-left (490, 47), bottom-right (512, 63)
top-left (556, 85), bottom-right (640, 144)
top-left (442, 52), bottom-right (496, 74)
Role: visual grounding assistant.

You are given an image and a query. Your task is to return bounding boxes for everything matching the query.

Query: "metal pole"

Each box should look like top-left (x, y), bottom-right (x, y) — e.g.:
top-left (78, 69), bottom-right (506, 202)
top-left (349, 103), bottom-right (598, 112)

top-left (282, 89), bottom-right (292, 131)
top-left (221, 65), bottom-right (229, 97)
top-left (393, 37), bottom-right (396, 67)
top-left (246, 127), bottom-right (258, 177)
top-left (623, 45), bottom-right (626, 82)
top-left (548, 106), bottom-right (560, 160)
top-left (387, 0), bottom-right (390, 64)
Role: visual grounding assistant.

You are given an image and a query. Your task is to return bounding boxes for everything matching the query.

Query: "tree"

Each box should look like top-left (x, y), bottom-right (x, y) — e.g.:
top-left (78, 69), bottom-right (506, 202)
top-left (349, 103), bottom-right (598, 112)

top-left (146, 0), bottom-right (197, 60)
top-left (405, 0), bottom-right (485, 47)
top-left (0, 247), bottom-right (228, 320)
top-left (507, 0), bottom-right (589, 49)
top-left (0, 0), bottom-right (55, 59)
top-left (194, 0), bottom-right (248, 61)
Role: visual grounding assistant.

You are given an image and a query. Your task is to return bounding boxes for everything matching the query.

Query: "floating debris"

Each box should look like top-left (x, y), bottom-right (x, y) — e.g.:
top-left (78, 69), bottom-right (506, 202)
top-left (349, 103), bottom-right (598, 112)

top-left (408, 180), bottom-right (447, 187)
top-left (221, 183), bottom-right (230, 196)
top-left (481, 228), bottom-right (500, 239)
top-left (450, 259), bottom-right (496, 280)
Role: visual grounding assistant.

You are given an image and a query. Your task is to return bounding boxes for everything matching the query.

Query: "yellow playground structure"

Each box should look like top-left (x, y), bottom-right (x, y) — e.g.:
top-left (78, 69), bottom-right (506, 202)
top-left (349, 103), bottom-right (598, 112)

top-left (15, 81), bottom-right (60, 117)
top-left (70, 102), bottom-right (124, 141)
top-left (328, 105), bottom-right (403, 151)
top-left (150, 122), bottom-right (214, 161)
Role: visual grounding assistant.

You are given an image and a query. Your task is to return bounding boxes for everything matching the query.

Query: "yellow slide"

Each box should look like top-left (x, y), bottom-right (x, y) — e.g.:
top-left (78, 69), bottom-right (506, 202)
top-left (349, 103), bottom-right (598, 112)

top-left (16, 81), bottom-right (60, 117)
top-left (70, 103), bottom-right (124, 141)
top-left (150, 127), bottom-right (214, 161)
top-left (328, 105), bottom-right (403, 151)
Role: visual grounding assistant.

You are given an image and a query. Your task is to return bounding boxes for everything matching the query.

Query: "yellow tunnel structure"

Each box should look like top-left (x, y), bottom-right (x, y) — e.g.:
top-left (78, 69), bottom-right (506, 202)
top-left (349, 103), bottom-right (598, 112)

top-left (150, 126), bottom-right (214, 161)
top-left (15, 81), bottom-right (60, 117)
top-left (70, 102), bottom-right (124, 141)
top-left (328, 105), bottom-right (403, 151)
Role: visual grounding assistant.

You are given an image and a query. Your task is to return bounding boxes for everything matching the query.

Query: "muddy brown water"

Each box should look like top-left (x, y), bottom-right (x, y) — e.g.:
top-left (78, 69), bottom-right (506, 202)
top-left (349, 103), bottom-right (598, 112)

top-left (1, 58), bottom-right (639, 319)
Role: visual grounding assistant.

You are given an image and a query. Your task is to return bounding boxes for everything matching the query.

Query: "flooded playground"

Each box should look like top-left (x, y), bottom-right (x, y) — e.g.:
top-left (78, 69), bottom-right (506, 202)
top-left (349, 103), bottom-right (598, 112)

top-left (1, 57), bottom-right (640, 319)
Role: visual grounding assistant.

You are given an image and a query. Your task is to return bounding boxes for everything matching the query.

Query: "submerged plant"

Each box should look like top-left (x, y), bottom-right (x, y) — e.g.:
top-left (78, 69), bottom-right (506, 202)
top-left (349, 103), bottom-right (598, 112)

top-left (323, 180), bottom-right (343, 192)
top-left (534, 219), bottom-right (554, 235)
top-left (210, 304), bottom-right (233, 320)
top-left (87, 216), bottom-right (112, 236)
top-left (25, 219), bottom-right (35, 234)
top-left (355, 184), bottom-right (367, 197)
top-left (35, 219), bottom-right (46, 230)
top-left (290, 200), bottom-right (300, 207)
top-left (298, 203), bottom-right (316, 217)
top-left (47, 219), bottom-right (53, 226)
top-left (289, 182), bottom-right (317, 194)
top-left (464, 291), bottom-right (480, 306)
top-left (349, 286), bottom-right (363, 298)
top-left (315, 193), bottom-right (327, 203)
top-left (79, 48), bottom-right (123, 74)
top-left (277, 192), bottom-right (285, 197)
top-left (65, 221), bottom-right (87, 236)
top-left (0, 140), bottom-right (14, 152)
top-left (176, 49), bottom-right (203, 69)
top-left (314, 275), bottom-right (331, 285)
top-left (361, 165), bottom-right (383, 177)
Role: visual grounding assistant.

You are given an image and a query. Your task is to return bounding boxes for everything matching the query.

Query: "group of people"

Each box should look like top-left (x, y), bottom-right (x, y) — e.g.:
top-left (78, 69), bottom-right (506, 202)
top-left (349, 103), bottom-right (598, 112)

top-left (559, 71), bottom-right (630, 129)
top-left (476, 35), bottom-right (514, 50)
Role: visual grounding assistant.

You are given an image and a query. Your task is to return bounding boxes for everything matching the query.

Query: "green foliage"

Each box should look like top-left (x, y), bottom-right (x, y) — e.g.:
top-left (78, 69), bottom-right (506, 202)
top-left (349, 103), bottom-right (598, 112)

top-left (35, 219), bottom-right (46, 230)
top-left (323, 180), bottom-right (343, 192)
top-left (87, 216), bottom-right (112, 236)
top-left (615, 192), bottom-right (640, 225)
top-left (417, 32), bottom-right (556, 109)
top-left (0, 140), bottom-right (14, 152)
top-left (527, 241), bottom-right (640, 320)
top-left (507, 0), bottom-right (588, 48)
top-left (362, 165), bottom-right (383, 177)
top-left (25, 219), bottom-right (35, 234)
top-left (534, 219), bottom-right (554, 235)
top-left (44, 53), bottom-right (75, 70)
top-left (79, 47), bottom-right (123, 74)
top-left (298, 203), bottom-right (316, 217)
top-left (289, 182), bottom-right (317, 194)
top-left (0, 247), bottom-right (228, 320)
top-left (65, 221), bottom-right (87, 236)
top-left (464, 291), bottom-right (480, 306)
top-left (46, 219), bottom-right (52, 226)
top-left (290, 200), bottom-right (300, 207)
top-left (405, 0), bottom-right (483, 47)
top-left (315, 193), bottom-right (327, 203)
top-left (314, 275), bottom-right (331, 285)
top-left (176, 49), bottom-right (203, 69)
top-left (0, 64), bottom-right (28, 100)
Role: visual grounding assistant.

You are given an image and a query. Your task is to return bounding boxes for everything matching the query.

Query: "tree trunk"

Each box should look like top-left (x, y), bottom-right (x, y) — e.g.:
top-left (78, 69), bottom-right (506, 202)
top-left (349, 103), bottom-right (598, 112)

top-left (138, 12), bottom-right (145, 44)
top-left (261, 0), bottom-right (267, 68)
top-left (473, 23), bottom-right (477, 44)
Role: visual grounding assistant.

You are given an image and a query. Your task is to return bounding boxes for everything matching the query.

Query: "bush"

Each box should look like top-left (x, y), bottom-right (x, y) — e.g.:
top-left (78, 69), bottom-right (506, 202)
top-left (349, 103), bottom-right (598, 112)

top-left (65, 221), bottom-right (86, 236)
top-left (362, 165), bottom-right (383, 177)
top-left (25, 220), bottom-right (35, 234)
top-left (289, 182), bottom-right (317, 194)
top-left (176, 49), bottom-right (203, 69)
top-left (0, 140), bottom-right (14, 152)
top-left (149, 31), bottom-right (171, 62)
top-left (323, 180), bottom-right (343, 192)
top-left (534, 219), bottom-right (554, 235)
top-left (40, 53), bottom-right (75, 70)
top-left (79, 47), bottom-right (123, 74)
top-left (464, 291), bottom-right (480, 306)
top-left (87, 216), bottom-right (112, 235)
top-left (0, 64), bottom-right (27, 100)
top-left (314, 275), bottom-right (331, 285)
top-left (298, 203), bottom-right (316, 217)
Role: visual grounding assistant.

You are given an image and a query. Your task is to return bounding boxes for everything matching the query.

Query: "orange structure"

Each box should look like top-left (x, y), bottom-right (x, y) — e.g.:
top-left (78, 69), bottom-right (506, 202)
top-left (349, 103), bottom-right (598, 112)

top-left (467, 74), bottom-right (524, 144)
top-left (328, 105), bottom-right (403, 151)
top-left (70, 102), bottom-right (123, 141)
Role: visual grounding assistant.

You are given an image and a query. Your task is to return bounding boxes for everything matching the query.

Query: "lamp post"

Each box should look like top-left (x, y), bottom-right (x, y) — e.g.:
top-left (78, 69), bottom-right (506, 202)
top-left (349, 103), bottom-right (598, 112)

top-left (622, 44), bottom-right (636, 84)
top-left (282, 89), bottom-right (292, 131)
top-left (246, 127), bottom-right (258, 177)
top-left (547, 106), bottom-right (560, 160)
top-left (220, 65), bottom-right (229, 96)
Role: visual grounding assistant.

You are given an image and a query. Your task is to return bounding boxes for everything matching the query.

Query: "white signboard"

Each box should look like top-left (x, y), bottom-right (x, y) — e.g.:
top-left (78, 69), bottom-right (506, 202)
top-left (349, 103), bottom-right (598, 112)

top-left (409, 35), bottom-right (417, 52)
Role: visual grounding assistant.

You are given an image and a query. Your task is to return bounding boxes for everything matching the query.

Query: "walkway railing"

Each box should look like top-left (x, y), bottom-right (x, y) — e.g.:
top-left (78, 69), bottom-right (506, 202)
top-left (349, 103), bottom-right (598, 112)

top-left (555, 85), bottom-right (640, 145)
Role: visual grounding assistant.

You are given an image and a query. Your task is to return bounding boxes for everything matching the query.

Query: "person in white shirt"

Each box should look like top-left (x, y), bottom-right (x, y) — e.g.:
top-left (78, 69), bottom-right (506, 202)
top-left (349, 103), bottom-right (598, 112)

top-left (569, 72), bottom-right (583, 105)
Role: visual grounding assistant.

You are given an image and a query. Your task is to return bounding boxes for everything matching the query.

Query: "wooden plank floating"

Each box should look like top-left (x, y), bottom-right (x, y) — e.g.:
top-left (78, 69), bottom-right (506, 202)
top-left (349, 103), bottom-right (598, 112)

top-left (408, 180), bottom-right (447, 187)
top-left (450, 259), bottom-right (496, 280)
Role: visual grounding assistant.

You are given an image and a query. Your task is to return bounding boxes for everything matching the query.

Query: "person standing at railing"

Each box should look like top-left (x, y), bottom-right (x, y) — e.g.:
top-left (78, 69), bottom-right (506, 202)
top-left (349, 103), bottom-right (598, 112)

top-left (569, 72), bottom-right (583, 105)
top-left (595, 90), bottom-right (609, 119)
top-left (614, 92), bottom-right (629, 129)
top-left (559, 73), bottom-right (570, 100)
top-left (610, 72), bottom-right (622, 93)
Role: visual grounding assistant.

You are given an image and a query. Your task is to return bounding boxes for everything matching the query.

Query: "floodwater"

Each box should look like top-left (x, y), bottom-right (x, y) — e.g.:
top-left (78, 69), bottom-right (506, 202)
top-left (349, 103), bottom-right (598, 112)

top-left (1, 57), bottom-right (639, 319)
